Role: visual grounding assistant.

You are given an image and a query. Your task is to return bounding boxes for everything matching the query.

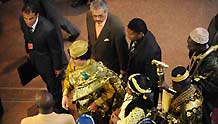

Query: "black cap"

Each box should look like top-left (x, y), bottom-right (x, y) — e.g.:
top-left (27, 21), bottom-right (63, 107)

top-left (128, 74), bottom-right (152, 94)
top-left (171, 66), bottom-right (189, 82)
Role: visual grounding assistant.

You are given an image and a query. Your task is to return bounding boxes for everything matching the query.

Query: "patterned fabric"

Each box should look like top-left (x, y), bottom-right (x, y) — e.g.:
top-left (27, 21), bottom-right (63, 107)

top-left (193, 49), bottom-right (218, 124)
top-left (63, 59), bottom-right (125, 116)
top-left (117, 94), bottom-right (146, 124)
top-left (117, 107), bottom-right (145, 124)
top-left (166, 85), bottom-right (203, 124)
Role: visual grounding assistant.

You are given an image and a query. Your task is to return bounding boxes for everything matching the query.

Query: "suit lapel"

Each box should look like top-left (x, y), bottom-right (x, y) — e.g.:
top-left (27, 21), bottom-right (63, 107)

top-left (31, 17), bottom-right (42, 42)
top-left (94, 13), bottom-right (111, 47)
top-left (91, 20), bottom-right (97, 43)
top-left (129, 38), bottom-right (146, 60)
top-left (97, 13), bottom-right (111, 40)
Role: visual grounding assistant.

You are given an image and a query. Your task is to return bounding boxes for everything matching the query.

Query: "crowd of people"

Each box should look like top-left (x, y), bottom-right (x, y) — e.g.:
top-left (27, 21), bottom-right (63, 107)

top-left (15, 0), bottom-right (218, 124)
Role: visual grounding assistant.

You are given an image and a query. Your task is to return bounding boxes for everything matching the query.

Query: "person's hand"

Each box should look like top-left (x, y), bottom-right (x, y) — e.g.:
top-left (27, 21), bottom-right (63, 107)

top-left (62, 95), bottom-right (69, 110)
top-left (113, 108), bottom-right (121, 116)
top-left (87, 102), bottom-right (97, 112)
top-left (119, 70), bottom-right (126, 78)
top-left (111, 112), bottom-right (120, 124)
top-left (55, 69), bottom-right (61, 77)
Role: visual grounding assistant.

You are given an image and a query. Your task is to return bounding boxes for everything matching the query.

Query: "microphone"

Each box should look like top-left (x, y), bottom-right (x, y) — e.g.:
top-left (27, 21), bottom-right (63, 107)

top-left (152, 60), bottom-right (169, 68)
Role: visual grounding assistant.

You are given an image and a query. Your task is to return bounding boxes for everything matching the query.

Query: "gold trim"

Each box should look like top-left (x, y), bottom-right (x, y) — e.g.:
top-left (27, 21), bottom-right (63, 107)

top-left (132, 76), bottom-right (146, 93)
top-left (143, 95), bottom-right (147, 100)
top-left (128, 73), bottom-right (140, 81)
top-left (172, 70), bottom-right (189, 82)
top-left (128, 73), bottom-right (152, 94)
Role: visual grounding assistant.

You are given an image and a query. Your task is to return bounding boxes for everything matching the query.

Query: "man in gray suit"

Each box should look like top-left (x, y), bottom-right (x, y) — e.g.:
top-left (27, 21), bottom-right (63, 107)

top-left (86, 0), bottom-right (128, 75)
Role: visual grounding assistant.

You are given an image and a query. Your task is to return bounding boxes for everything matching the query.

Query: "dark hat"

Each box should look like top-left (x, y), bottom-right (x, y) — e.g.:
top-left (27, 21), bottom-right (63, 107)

top-left (128, 74), bottom-right (152, 94)
top-left (127, 18), bottom-right (148, 34)
top-left (171, 66), bottom-right (189, 82)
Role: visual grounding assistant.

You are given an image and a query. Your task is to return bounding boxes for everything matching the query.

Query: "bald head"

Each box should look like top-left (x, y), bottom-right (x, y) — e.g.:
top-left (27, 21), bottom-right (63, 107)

top-left (35, 90), bottom-right (54, 113)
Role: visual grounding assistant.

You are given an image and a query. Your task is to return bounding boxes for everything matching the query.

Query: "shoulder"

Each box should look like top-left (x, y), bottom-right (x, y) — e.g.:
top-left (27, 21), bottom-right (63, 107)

top-left (56, 114), bottom-right (76, 123)
top-left (58, 113), bottom-right (75, 120)
top-left (144, 31), bottom-right (161, 50)
top-left (38, 16), bottom-right (54, 31)
top-left (185, 89), bottom-right (203, 114)
top-left (21, 116), bottom-right (35, 124)
top-left (108, 13), bottom-right (124, 30)
top-left (208, 17), bottom-right (216, 29)
top-left (132, 107), bottom-right (145, 113)
top-left (144, 31), bottom-right (156, 41)
top-left (50, 113), bottom-right (75, 123)
top-left (128, 107), bottom-right (145, 120)
top-left (201, 47), bottom-right (218, 69)
top-left (87, 11), bottom-right (92, 17)
top-left (86, 11), bottom-right (93, 22)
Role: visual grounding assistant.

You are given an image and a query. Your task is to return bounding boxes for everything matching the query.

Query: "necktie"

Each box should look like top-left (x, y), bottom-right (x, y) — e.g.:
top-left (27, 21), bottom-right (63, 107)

top-left (126, 41), bottom-right (137, 76)
top-left (28, 27), bottom-right (33, 33)
top-left (130, 41), bottom-right (137, 55)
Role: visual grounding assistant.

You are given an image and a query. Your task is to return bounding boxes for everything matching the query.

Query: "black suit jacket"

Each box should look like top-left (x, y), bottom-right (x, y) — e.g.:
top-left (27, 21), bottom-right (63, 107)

top-left (127, 31), bottom-right (162, 84)
top-left (86, 11), bottom-right (128, 73)
top-left (19, 16), bottom-right (62, 74)
top-left (208, 16), bottom-right (218, 46)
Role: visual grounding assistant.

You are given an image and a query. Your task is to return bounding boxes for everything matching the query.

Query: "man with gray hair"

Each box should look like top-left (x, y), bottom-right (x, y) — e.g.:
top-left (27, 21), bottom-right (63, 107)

top-left (86, 0), bottom-right (128, 76)
top-left (21, 90), bottom-right (76, 124)
top-left (187, 27), bottom-right (218, 124)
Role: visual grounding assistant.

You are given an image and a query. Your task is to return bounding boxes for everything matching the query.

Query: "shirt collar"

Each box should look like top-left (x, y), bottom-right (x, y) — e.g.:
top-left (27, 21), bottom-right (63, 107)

top-left (31, 16), bottom-right (39, 32)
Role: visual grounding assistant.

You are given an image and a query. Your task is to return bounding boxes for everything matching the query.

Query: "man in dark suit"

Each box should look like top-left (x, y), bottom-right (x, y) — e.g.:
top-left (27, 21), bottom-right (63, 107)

top-left (208, 13), bottom-right (218, 46)
top-left (126, 18), bottom-right (162, 107)
top-left (86, 0), bottom-right (128, 75)
top-left (19, 3), bottom-right (65, 113)
top-left (23, 0), bottom-right (80, 77)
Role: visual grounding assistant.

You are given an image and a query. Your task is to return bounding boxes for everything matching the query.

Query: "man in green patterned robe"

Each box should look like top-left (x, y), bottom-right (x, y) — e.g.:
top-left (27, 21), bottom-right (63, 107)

top-left (62, 40), bottom-right (125, 124)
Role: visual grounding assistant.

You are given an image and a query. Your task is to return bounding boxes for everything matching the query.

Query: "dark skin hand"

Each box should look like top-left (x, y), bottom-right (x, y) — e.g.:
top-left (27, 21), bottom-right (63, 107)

top-left (88, 102), bottom-right (97, 112)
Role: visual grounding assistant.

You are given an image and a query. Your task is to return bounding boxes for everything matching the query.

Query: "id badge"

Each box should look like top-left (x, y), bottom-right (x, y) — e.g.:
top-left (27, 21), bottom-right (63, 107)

top-left (28, 43), bottom-right (33, 50)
